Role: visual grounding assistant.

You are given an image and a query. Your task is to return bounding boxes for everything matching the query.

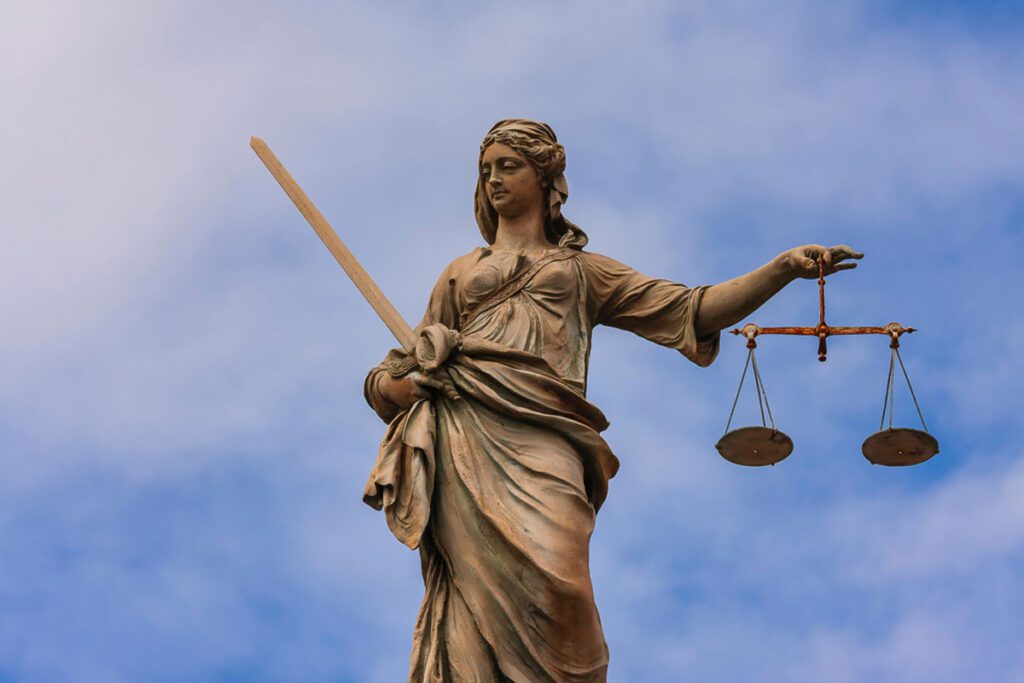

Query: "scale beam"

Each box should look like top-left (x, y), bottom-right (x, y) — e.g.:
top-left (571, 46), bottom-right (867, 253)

top-left (733, 322), bottom-right (916, 359)
top-left (729, 258), bottom-right (915, 361)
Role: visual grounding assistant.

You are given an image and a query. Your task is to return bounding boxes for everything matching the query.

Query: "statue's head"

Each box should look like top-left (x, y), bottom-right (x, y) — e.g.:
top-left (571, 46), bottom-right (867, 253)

top-left (475, 118), bottom-right (587, 248)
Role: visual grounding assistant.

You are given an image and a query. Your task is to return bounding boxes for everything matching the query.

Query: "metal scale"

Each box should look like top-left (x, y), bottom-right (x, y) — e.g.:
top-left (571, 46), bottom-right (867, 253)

top-left (716, 257), bottom-right (939, 467)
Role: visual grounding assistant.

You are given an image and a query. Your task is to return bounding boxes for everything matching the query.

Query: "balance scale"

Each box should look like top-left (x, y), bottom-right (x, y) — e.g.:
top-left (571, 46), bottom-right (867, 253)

top-left (716, 257), bottom-right (939, 467)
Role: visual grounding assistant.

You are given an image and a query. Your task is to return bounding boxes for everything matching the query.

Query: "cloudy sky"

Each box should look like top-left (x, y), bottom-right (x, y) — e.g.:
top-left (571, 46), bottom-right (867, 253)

top-left (2, 1), bottom-right (1022, 681)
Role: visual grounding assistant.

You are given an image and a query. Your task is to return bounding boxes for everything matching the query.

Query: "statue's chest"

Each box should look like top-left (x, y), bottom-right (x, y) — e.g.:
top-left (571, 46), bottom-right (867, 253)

top-left (459, 252), bottom-right (577, 312)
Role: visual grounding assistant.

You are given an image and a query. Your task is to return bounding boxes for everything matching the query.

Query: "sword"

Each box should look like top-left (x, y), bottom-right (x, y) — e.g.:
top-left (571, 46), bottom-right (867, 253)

top-left (250, 137), bottom-right (416, 353)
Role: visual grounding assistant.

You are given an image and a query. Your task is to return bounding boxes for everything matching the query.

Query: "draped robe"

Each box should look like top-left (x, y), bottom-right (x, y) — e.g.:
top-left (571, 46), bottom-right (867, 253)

top-left (363, 247), bottom-right (719, 682)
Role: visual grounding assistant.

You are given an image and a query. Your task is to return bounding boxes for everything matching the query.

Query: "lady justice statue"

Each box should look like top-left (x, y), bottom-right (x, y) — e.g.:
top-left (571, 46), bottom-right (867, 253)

top-left (358, 119), bottom-right (861, 681)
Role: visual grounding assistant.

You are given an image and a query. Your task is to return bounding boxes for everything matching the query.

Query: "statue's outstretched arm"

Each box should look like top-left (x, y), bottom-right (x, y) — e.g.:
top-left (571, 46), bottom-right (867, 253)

top-left (695, 244), bottom-right (862, 338)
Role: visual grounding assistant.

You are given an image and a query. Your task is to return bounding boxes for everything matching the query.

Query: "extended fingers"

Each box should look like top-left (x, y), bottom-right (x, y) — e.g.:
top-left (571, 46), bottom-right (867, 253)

top-left (830, 244), bottom-right (864, 262)
top-left (413, 373), bottom-right (461, 401)
top-left (438, 376), bottom-right (460, 400)
top-left (825, 245), bottom-right (863, 274)
top-left (413, 375), bottom-right (444, 392)
top-left (440, 384), bottom-right (460, 401)
top-left (430, 373), bottom-right (461, 401)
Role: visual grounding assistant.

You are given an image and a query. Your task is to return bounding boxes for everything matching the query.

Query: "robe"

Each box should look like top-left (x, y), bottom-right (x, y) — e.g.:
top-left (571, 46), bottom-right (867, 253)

top-left (363, 247), bottom-right (719, 682)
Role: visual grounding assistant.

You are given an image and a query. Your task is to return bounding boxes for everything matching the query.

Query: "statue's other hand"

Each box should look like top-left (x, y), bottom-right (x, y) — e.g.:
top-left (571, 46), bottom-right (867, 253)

top-left (380, 371), bottom-right (456, 411)
top-left (782, 244), bottom-right (863, 280)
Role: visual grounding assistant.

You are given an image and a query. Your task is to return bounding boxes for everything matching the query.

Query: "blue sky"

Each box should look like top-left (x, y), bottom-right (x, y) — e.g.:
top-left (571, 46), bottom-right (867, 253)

top-left (1, 1), bottom-right (1022, 681)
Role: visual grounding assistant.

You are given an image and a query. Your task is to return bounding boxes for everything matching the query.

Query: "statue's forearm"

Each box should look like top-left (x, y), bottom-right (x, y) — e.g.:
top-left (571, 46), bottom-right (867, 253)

top-left (696, 254), bottom-right (794, 337)
top-left (365, 368), bottom-right (403, 423)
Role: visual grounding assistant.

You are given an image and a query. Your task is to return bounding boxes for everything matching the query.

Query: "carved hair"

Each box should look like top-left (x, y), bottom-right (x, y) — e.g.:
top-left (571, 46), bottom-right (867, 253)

top-left (474, 119), bottom-right (588, 249)
top-left (480, 123), bottom-right (567, 185)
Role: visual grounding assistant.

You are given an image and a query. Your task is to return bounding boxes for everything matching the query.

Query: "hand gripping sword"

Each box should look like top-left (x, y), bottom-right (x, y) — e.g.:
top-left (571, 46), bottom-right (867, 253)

top-left (249, 137), bottom-right (416, 353)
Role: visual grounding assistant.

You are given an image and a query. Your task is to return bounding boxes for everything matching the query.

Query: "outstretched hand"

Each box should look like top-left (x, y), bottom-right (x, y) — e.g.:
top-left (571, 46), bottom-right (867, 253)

top-left (780, 244), bottom-right (863, 280)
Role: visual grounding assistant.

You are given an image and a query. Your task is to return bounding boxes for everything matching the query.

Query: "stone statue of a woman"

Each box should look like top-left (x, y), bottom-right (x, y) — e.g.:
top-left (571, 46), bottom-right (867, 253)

top-left (362, 119), bottom-right (861, 682)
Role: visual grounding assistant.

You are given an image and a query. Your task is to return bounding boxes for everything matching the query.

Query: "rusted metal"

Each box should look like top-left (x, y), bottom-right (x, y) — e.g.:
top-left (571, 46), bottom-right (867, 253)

top-left (733, 324), bottom-right (916, 337)
top-left (862, 428), bottom-right (939, 466)
top-left (818, 256), bottom-right (826, 327)
top-left (729, 257), bottom-right (916, 361)
top-left (716, 426), bottom-right (793, 467)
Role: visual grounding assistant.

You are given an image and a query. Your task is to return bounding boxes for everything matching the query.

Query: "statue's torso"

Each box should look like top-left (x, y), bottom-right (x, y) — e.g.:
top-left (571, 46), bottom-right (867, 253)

top-left (458, 248), bottom-right (591, 392)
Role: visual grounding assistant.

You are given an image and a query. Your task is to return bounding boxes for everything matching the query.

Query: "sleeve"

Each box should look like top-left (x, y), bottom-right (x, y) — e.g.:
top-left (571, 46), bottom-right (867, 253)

top-left (363, 260), bottom-right (461, 422)
top-left (581, 251), bottom-right (720, 367)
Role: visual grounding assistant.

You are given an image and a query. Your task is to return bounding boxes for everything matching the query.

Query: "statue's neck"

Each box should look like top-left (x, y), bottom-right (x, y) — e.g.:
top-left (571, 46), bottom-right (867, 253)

top-left (493, 210), bottom-right (548, 252)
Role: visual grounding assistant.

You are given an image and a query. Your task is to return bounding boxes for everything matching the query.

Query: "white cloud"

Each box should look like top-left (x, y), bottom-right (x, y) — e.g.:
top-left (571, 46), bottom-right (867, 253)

top-left (1, 1), bottom-right (1022, 681)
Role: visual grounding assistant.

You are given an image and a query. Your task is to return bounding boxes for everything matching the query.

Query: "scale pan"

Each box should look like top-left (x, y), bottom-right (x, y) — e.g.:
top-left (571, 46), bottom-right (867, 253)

top-left (716, 427), bottom-right (793, 467)
top-left (861, 428), bottom-right (939, 466)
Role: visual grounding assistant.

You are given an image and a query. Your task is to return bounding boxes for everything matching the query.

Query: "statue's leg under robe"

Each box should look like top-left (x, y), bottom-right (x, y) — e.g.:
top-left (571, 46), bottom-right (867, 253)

top-left (410, 534), bottom-right (507, 682)
top-left (409, 398), bottom-right (609, 682)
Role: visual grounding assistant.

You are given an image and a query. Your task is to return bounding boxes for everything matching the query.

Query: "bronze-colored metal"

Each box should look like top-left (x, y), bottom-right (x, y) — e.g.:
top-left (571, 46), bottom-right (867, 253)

top-left (862, 428), bottom-right (939, 466)
top-left (730, 259), bottom-right (916, 362)
top-left (736, 323), bottom-right (916, 338)
top-left (716, 427), bottom-right (794, 466)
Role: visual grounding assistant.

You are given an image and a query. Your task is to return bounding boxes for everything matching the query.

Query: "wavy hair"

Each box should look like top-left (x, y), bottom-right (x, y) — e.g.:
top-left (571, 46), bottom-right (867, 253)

top-left (474, 119), bottom-right (588, 248)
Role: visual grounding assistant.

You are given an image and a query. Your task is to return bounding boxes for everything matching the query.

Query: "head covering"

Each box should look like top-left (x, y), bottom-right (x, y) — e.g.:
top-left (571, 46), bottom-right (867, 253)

top-left (475, 118), bottom-right (588, 249)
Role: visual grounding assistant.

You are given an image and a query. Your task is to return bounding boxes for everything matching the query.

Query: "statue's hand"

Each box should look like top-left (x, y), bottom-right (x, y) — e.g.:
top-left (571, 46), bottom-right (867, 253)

top-left (780, 244), bottom-right (863, 280)
top-left (380, 371), bottom-right (458, 411)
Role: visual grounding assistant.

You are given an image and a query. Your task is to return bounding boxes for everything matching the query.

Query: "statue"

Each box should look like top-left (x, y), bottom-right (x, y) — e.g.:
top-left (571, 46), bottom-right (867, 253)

top-left (355, 119), bottom-right (862, 681)
top-left (249, 119), bottom-right (862, 681)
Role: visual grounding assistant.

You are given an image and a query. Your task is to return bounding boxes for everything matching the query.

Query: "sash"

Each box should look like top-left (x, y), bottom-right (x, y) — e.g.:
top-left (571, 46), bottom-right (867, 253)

top-left (380, 248), bottom-right (578, 380)
top-left (459, 248), bottom-right (577, 330)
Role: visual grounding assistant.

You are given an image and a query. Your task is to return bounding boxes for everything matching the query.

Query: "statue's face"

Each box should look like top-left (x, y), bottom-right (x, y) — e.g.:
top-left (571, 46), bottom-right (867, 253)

top-left (480, 143), bottom-right (545, 220)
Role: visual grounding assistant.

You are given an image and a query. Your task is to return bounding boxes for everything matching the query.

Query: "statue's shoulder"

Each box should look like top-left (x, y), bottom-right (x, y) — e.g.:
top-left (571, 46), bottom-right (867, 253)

top-left (441, 247), bottom-right (487, 276)
top-left (573, 249), bottom-right (624, 270)
top-left (427, 247), bottom-right (489, 288)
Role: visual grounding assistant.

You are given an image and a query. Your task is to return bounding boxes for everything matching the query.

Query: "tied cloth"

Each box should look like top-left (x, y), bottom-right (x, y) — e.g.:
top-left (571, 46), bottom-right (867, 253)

top-left (362, 324), bottom-right (618, 550)
top-left (362, 324), bottom-right (462, 548)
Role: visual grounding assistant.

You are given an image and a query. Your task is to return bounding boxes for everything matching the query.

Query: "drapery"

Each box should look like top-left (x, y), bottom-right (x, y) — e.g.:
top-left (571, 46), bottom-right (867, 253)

top-left (364, 248), bottom-right (718, 681)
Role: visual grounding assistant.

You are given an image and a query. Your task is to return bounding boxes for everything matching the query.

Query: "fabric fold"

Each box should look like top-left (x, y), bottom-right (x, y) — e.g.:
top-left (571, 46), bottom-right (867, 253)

top-left (362, 397), bottom-right (436, 550)
top-left (360, 243), bottom-right (719, 681)
top-left (362, 335), bottom-right (619, 552)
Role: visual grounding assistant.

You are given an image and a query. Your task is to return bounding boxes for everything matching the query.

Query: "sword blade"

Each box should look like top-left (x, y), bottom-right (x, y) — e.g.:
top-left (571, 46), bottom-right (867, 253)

top-left (250, 137), bottom-right (416, 352)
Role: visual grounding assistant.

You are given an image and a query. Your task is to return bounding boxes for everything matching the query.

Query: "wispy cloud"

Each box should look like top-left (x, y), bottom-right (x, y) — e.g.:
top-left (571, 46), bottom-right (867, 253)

top-left (2, 1), bottom-right (1021, 681)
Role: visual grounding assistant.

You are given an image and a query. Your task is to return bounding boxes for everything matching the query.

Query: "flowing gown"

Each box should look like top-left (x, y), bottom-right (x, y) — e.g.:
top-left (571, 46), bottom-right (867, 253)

top-left (363, 246), bottom-right (719, 682)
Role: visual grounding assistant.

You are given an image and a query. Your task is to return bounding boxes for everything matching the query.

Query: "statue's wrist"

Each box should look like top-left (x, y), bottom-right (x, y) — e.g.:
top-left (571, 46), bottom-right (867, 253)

top-left (365, 368), bottom-right (402, 422)
top-left (377, 373), bottom-right (402, 405)
top-left (771, 252), bottom-right (795, 282)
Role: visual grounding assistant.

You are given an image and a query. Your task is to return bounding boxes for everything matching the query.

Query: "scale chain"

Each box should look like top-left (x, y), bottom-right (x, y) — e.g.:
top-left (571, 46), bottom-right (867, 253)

top-left (753, 351), bottom-right (767, 428)
top-left (724, 347), bottom-right (779, 434)
top-left (889, 353), bottom-right (896, 431)
top-left (880, 346), bottom-right (896, 431)
top-left (878, 345), bottom-right (930, 433)
top-left (750, 350), bottom-right (777, 430)
top-left (724, 349), bottom-right (753, 434)
top-left (895, 347), bottom-right (930, 433)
